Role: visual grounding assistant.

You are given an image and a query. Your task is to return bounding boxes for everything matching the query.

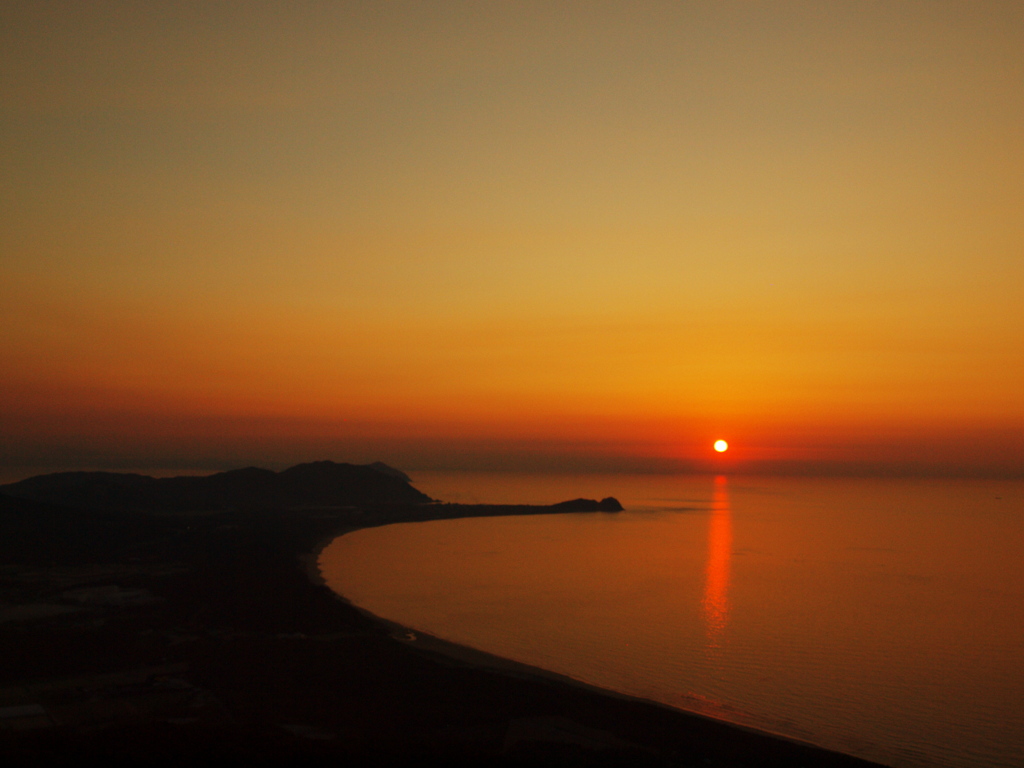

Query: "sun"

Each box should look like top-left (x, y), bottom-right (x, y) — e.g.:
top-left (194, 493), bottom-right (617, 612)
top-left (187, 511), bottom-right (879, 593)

top-left (714, 440), bottom-right (729, 453)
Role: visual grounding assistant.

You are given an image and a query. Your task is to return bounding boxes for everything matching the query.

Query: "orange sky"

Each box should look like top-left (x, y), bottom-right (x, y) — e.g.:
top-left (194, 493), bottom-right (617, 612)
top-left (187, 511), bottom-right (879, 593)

top-left (2, 2), bottom-right (1022, 479)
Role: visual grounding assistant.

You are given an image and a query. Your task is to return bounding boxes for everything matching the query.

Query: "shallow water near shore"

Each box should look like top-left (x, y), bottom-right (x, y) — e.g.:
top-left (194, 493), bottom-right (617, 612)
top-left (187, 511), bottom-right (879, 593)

top-left (319, 473), bottom-right (1024, 768)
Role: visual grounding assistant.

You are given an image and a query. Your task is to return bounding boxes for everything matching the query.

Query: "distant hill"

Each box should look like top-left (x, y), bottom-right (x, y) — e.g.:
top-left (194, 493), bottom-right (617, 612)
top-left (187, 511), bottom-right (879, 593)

top-left (0, 461), bottom-right (431, 513)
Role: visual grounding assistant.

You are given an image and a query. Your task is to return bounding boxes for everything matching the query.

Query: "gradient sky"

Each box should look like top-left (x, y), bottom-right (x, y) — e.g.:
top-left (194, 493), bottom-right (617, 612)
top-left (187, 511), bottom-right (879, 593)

top-left (2, 1), bottom-right (1022, 478)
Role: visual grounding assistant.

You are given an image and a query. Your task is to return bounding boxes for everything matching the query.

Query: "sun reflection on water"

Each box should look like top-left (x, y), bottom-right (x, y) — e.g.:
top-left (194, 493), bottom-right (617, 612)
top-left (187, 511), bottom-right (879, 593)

top-left (702, 475), bottom-right (733, 647)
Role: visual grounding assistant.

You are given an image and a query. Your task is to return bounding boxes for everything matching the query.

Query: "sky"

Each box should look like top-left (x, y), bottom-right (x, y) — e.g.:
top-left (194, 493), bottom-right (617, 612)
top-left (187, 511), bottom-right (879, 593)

top-left (2, 1), bottom-right (1022, 479)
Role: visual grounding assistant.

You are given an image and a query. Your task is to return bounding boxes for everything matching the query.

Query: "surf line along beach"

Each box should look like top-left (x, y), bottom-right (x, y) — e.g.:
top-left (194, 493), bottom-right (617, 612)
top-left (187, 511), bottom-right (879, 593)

top-left (0, 461), bottom-right (884, 767)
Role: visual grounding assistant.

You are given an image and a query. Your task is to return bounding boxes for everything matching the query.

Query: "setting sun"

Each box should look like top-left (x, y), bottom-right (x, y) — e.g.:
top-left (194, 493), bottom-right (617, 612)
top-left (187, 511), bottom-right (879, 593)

top-left (714, 440), bottom-right (729, 453)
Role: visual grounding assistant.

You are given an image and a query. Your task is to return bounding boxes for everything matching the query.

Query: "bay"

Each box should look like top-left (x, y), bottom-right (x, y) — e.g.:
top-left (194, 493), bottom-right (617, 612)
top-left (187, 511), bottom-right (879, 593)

top-left (319, 473), bottom-right (1024, 768)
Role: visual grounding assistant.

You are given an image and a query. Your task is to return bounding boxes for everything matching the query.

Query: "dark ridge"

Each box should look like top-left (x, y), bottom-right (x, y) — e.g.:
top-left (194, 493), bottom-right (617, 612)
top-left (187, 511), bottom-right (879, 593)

top-left (0, 461), bottom-right (432, 513)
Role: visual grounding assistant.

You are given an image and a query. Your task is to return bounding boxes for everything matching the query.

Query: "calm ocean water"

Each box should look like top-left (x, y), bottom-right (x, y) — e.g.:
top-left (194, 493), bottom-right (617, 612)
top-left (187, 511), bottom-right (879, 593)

top-left (319, 472), bottom-right (1024, 768)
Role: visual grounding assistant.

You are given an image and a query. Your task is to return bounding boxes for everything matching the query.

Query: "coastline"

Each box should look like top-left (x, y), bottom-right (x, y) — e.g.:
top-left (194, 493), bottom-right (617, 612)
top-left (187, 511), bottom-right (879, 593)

top-left (307, 516), bottom-right (889, 767)
top-left (0, 493), bottom-right (889, 766)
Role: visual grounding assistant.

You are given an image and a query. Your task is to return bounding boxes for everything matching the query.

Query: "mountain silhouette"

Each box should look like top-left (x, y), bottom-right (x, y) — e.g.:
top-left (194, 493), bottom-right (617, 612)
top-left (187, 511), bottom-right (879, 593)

top-left (0, 461), bottom-right (431, 512)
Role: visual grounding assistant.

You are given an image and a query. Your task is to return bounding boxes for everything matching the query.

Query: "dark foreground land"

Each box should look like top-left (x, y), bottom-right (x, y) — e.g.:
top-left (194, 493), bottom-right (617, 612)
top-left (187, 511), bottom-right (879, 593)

top-left (0, 468), bottom-right (887, 767)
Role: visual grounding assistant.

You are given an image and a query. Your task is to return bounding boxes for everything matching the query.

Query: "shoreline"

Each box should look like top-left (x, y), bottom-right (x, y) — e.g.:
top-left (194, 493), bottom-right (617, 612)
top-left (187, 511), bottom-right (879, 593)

top-left (307, 515), bottom-right (888, 767)
top-left (0, 493), bottom-right (889, 766)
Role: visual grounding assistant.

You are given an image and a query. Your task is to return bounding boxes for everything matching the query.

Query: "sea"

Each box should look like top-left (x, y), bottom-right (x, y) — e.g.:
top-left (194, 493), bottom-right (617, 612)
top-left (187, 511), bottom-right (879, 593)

top-left (318, 472), bottom-right (1024, 768)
